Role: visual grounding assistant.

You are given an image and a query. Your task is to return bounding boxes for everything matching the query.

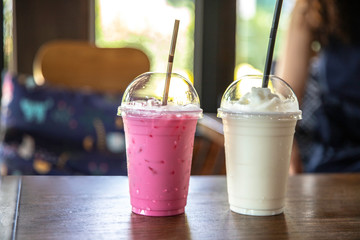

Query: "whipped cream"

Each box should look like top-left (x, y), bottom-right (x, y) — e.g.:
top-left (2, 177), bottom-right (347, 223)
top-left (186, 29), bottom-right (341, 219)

top-left (221, 87), bottom-right (300, 113)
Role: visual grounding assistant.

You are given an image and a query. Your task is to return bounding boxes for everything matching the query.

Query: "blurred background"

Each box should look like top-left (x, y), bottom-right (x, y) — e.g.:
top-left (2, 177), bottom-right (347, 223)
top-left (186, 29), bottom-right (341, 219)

top-left (1, 0), bottom-right (295, 112)
top-left (0, 0), bottom-right (296, 176)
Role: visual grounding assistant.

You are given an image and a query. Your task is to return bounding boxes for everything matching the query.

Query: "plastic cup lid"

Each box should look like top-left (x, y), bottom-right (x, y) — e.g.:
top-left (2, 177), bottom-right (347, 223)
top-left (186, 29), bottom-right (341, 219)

top-left (217, 75), bottom-right (302, 120)
top-left (118, 72), bottom-right (203, 118)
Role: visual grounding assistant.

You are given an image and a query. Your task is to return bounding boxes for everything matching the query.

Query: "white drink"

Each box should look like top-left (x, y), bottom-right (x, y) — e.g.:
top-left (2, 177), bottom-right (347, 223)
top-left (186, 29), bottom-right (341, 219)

top-left (223, 117), bottom-right (296, 215)
top-left (218, 75), bottom-right (301, 216)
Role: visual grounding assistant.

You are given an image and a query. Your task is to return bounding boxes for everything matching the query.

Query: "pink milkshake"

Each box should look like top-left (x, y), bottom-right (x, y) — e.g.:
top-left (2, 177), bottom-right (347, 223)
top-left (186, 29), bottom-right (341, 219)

top-left (118, 72), bottom-right (202, 216)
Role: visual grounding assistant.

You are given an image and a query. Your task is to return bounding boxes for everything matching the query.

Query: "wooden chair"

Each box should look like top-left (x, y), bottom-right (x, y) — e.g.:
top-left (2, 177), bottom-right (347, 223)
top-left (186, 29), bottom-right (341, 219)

top-left (33, 40), bottom-right (150, 93)
top-left (31, 40), bottom-right (225, 175)
top-left (192, 113), bottom-right (226, 175)
top-left (0, 40), bottom-right (151, 175)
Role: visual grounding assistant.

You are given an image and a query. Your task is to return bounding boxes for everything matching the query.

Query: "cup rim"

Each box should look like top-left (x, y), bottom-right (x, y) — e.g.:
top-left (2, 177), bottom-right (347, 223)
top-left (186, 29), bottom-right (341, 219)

top-left (118, 106), bottom-right (203, 119)
top-left (217, 108), bottom-right (302, 120)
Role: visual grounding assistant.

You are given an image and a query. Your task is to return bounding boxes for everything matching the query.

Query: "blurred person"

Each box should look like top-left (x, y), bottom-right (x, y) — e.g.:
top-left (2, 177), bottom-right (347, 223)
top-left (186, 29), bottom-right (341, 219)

top-left (276, 0), bottom-right (360, 173)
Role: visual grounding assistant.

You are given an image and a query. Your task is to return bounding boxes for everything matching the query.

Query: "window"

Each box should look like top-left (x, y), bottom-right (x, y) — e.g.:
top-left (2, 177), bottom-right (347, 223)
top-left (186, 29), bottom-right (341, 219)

top-left (3, 0), bottom-right (13, 70)
top-left (96, 0), bottom-right (195, 82)
top-left (235, 0), bottom-right (295, 78)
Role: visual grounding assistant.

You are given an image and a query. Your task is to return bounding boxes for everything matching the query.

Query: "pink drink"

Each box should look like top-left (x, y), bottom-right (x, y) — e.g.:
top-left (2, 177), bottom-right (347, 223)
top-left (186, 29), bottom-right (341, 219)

top-left (123, 113), bottom-right (198, 216)
top-left (118, 72), bottom-right (202, 216)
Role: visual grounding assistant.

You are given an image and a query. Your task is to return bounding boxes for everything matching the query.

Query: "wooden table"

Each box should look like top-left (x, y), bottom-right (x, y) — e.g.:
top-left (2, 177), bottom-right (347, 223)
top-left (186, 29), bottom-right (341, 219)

top-left (1, 174), bottom-right (360, 240)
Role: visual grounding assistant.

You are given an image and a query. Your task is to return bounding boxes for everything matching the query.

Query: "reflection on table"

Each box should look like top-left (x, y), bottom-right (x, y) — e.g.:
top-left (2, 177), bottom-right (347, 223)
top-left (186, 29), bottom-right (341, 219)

top-left (0, 174), bottom-right (359, 239)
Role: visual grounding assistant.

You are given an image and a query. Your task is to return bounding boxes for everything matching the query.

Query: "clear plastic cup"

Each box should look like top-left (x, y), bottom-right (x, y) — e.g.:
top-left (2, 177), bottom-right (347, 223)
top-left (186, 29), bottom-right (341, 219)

top-left (118, 72), bottom-right (202, 216)
top-left (217, 75), bottom-right (302, 216)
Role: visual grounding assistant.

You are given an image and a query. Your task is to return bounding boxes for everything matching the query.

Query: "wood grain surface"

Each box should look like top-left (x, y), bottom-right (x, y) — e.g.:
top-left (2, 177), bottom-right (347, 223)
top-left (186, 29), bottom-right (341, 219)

top-left (0, 176), bottom-right (21, 240)
top-left (3, 174), bottom-right (360, 239)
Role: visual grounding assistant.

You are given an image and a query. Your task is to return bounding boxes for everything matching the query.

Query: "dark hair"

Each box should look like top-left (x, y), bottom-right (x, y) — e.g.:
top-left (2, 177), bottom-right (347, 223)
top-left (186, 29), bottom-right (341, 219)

top-left (305, 0), bottom-right (360, 45)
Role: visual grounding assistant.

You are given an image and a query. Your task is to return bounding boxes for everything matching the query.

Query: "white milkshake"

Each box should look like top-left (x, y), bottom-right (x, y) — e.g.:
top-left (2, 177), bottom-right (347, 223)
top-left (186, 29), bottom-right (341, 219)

top-left (218, 75), bottom-right (301, 216)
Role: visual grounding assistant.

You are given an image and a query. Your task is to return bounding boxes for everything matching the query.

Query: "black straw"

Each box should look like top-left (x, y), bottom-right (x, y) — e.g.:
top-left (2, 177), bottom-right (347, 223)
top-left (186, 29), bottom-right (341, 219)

top-left (262, 0), bottom-right (283, 88)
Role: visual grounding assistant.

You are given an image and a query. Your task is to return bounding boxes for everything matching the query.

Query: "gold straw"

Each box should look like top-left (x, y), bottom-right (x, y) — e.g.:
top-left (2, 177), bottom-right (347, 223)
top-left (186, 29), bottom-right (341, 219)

top-left (162, 19), bottom-right (180, 105)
